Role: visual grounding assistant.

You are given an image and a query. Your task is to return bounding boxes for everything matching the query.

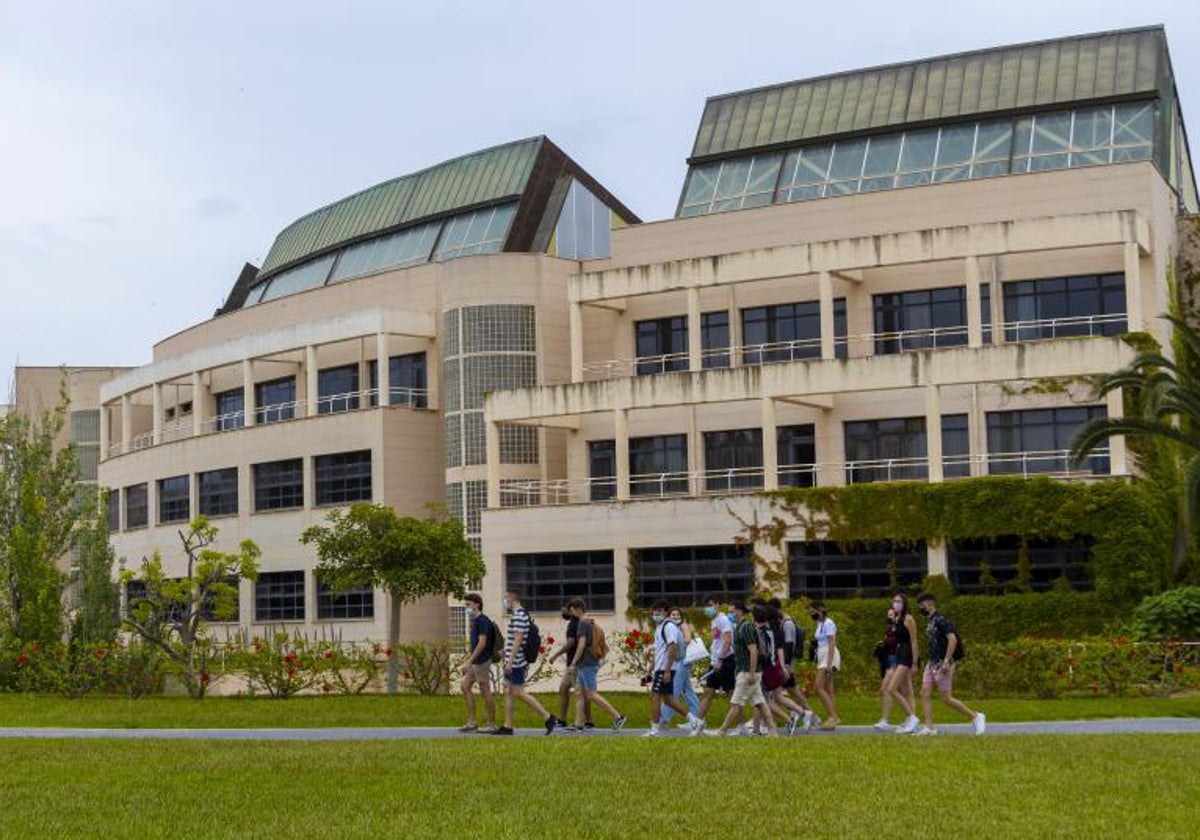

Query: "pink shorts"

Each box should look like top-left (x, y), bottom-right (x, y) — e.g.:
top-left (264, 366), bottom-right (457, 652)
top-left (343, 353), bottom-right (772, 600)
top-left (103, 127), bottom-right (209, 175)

top-left (923, 662), bottom-right (955, 693)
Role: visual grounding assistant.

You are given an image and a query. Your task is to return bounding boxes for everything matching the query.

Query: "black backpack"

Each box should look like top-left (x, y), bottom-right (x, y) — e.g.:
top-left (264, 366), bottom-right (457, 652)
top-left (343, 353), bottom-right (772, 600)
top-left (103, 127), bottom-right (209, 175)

top-left (521, 615), bottom-right (542, 665)
top-left (939, 615), bottom-right (966, 661)
top-left (483, 615), bottom-right (502, 664)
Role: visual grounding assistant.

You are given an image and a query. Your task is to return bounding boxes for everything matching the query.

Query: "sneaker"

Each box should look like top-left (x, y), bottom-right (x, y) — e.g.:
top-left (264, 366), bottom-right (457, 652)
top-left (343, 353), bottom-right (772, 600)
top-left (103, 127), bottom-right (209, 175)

top-left (802, 711), bottom-right (816, 733)
top-left (457, 723), bottom-right (478, 733)
top-left (491, 726), bottom-right (514, 736)
top-left (739, 722), bottom-right (754, 736)
top-left (872, 719), bottom-right (891, 731)
top-left (818, 717), bottom-right (838, 731)
top-left (786, 713), bottom-right (800, 737)
top-left (553, 717), bottom-right (572, 730)
top-left (686, 713), bottom-right (704, 734)
top-left (705, 729), bottom-right (729, 737)
top-left (477, 725), bottom-right (498, 734)
top-left (544, 717), bottom-right (558, 736)
top-left (612, 715), bottom-right (627, 732)
top-left (895, 715), bottom-right (920, 735)
top-left (973, 712), bottom-right (986, 736)
top-left (642, 727), bottom-right (662, 738)
top-left (913, 726), bottom-right (937, 737)
top-left (583, 721), bottom-right (596, 730)
top-left (689, 719), bottom-right (706, 737)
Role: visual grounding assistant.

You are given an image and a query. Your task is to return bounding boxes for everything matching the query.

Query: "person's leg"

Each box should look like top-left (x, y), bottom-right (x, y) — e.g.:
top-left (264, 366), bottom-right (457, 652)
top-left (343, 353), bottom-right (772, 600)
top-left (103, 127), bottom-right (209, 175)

top-left (920, 669), bottom-right (935, 729)
top-left (461, 671), bottom-right (477, 725)
top-left (888, 666), bottom-right (916, 717)
top-left (815, 670), bottom-right (838, 720)
top-left (583, 693), bottom-right (593, 725)
top-left (479, 672), bottom-right (497, 727)
top-left (716, 702), bottom-right (743, 734)
top-left (696, 686), bottom-right (717, 719)
top-left (879, 669), bottom-right (895, 723)
top-left (557, 671), bottom-right (573, 722)
top-left (504, 683), bottom-right (516, 728)
top-left (516, 686), bottom-right (551, 720)
top-left (773, 688), bottom-right (805, 717)
top-left (756, 702), bottom-right (780, 737)
top-left (588, 690), bottom-right (621, 720)
top-left (939, 688), bottom-right (977, 720)
top-left (680, 665), bottom-right (699, 715)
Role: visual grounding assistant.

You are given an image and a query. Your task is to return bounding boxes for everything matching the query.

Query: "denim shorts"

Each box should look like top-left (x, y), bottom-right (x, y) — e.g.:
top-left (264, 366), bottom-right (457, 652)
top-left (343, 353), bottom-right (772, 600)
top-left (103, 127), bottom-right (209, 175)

top-left (505, 665), bottom-right (527, 687)
top-left (577, 665), bottom-right (599, 692)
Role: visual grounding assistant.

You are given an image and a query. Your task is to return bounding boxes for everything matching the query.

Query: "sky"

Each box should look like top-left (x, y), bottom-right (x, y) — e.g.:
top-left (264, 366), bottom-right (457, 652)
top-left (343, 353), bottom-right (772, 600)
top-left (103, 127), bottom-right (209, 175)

top-left (1, 0), bottom-right (1197, 370)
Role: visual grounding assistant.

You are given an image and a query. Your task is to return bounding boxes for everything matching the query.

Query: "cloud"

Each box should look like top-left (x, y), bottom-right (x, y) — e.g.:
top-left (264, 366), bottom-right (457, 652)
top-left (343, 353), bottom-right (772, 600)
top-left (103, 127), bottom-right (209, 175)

top-left (193, 196), bottom-right (242, 219)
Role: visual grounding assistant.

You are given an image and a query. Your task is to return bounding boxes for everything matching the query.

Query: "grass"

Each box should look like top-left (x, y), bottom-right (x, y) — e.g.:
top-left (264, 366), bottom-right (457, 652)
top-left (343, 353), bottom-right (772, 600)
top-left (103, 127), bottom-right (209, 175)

top-left (0, 736), bottom-right (1197, 838)
top-left (1, 691), bottom-right (1198, 729)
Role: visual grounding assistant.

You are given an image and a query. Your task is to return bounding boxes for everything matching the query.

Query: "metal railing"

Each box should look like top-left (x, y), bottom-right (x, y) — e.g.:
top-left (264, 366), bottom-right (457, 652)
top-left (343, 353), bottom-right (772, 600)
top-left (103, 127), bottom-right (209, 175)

top-left (1002, 312), bottom-right (1127, 341)
top-left (494, 448), bottom-right (1112, 508)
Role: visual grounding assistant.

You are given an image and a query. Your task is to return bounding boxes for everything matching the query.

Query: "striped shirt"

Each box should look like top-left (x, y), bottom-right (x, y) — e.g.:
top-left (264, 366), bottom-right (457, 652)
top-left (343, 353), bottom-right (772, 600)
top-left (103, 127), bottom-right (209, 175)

top-left (505, 606), bottom-right (531, 668)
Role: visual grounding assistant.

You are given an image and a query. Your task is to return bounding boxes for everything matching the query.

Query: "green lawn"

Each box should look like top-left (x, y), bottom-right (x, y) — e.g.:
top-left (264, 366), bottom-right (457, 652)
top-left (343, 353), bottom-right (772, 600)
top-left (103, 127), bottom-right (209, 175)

top-left (1, 691), bottom-right (1198, 729)
top-left (0, 736), bottom-right (1196, 838)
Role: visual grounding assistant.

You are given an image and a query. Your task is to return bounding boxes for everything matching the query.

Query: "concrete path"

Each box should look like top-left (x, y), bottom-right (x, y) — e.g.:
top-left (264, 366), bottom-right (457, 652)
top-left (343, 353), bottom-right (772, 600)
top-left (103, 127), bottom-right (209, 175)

top-left (1, 717), bottom-right (1198, 741)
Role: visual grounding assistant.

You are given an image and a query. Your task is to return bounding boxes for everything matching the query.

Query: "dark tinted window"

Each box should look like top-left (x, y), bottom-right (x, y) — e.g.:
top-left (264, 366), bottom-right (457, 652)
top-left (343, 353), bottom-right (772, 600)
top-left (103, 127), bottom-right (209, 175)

top-left (844, 417), bottom-right (927, 483)
top-left (316, 580), bottom-right (374, 619)
top-left (255, 377), bottom-right (296, 424)
top-left (198, 468), bottom-right (238, 517)
top-left (253, 459), bottom-right (304, 511)
top-left (588, 439), bottom-right (616, 502)
top-left (701, 311), bottom-right (730, 369)
top-left (632, 544), bottom-right (754, 607)
top-left (703, 428), bottom-right (763, 491)
top-left (314, 450), bottom-right (372, 505)
top-left (742, 299), bottom-right (846, 363)
top-left (125, 483), bottom-right (148, 529)
top-left (629, 434), bottom-right (688, 496)
top-left (777, 424), bottom-right (816, 487)
top-left (157, 475), bottom-right (190, 524)
top-left (317, 365), bottom-right (359, 414)
top-left (873, 286), bottom-right (968, 353)
top-left (635, 316), bottom-right (688, 374)
top-left (505, 551), bottom-right (615, 613)
top-left (370, 353), bottom-right (428, 408)
top-left (214, 389), bottom-right (245, 431)
top-left (789, 540), bottom-right (927, 599)
top-left (986, 407), bottom-right (1108, 475)
top-left (255, 571), bottom-right (306, 621)
top-left (948, 535), bottom-right (1092, 592)
top-left (106, 489), bottom-right (120, 532)
top-left (1003, 273), bottom-right (1126, 341)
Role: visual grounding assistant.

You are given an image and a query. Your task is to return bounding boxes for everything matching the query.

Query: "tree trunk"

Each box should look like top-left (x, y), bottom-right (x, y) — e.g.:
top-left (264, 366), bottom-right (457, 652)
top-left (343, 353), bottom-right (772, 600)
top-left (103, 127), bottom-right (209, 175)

top-left (386, 592), bottom-right (401, 695)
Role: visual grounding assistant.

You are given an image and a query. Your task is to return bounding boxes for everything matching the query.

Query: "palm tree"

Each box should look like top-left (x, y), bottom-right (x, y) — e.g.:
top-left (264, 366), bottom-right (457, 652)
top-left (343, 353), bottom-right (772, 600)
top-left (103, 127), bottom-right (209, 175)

top-left (1071, 315), bottom-right (1200, 577)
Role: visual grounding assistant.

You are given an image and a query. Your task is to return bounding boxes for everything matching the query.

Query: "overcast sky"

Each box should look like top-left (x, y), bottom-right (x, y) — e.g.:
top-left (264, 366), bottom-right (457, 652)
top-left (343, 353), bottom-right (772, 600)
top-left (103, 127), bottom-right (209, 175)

top-left (2, 1), bottom-right (1197, 370)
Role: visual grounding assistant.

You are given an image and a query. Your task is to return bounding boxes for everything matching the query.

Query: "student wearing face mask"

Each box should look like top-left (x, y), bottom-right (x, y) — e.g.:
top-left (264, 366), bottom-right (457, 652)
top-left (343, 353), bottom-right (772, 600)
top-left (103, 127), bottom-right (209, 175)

top-left (708, 603), bottom-right (779, 737)
top-left (809, 602), bottom-right (840, 730)
top-left (456, 593), bottom-right (498, 733)
top-left (644, 600), bottom-right (704, 737)
top-left (914, 592), bottom-right (985, 737)
top-left (548, 604), bottom-right (592, 731)
top-left (692, 594), bottom-right (735, 734)
top-left (658, 607), bottom-right (701, 729)
top-left (885, 593), bottom-right (921, 734)
top-left (491, 589), bottom-right (559, 736)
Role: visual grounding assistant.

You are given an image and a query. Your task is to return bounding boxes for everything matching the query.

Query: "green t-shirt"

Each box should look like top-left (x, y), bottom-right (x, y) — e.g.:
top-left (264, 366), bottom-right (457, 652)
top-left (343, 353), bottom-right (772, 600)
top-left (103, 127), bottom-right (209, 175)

top-left (733, 619), bottom-right (761, 673)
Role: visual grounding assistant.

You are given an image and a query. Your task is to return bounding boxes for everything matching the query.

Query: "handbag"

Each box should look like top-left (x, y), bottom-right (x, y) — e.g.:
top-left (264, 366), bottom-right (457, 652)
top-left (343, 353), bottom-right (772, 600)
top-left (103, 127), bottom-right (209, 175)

top-left (683, 637), bottom-right (709, 665)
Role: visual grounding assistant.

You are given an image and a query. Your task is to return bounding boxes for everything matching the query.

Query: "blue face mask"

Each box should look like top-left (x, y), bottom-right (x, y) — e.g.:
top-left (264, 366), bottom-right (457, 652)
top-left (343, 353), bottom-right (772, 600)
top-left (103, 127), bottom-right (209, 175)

top-left (704, 606), bottom-right (717, 618)
top-left (651, 613), bottom-right (665, 624)
top-left (465, 606), bottom-right (476, 619)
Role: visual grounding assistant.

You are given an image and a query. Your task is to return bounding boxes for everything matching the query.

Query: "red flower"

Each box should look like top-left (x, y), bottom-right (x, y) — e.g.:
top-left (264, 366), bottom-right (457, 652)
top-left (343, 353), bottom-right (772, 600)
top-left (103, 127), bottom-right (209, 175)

top-left (1055, 668), bottom-right (1065, 678)
top-left (94, 649), bottom-right (106, 660)
top-left (30, 642), bottom-right (42, 654)
top-left (283, 653), bottom-right (298, 664)
top-left (286, 668), bottom-right (297, 678)
top-left (537, 646), bottom-right (547, 654)
top-left (324, 651), bottom-right (336, 660)
top-left (546, 636), bottom-right (556, 645)
top-left (200, 671), bottom-right (211, 685)
top-left (1009, 651), bottom-right (1020, 662)
top-left (384, 648), bottom-right (394, 657)
top-left (402, 671), bottom-right (411, 679)
top-left (15, 653), bottom-right (29, 666)
top-left (321, 683), bottom-right (333, 693)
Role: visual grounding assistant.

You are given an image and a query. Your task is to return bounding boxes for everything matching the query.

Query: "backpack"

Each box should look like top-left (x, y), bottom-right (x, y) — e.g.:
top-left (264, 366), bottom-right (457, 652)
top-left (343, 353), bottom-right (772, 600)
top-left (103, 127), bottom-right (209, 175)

top-left (521, 615), bottom-right (542, 665)
top-left (484, 616), bottom-right (502, 664)
top-left (952, 632), bottom-right (966, 662)
top-left (588, 621), bottom-right (609, 661)
top-left (756, 625), bottom-right (776, 667)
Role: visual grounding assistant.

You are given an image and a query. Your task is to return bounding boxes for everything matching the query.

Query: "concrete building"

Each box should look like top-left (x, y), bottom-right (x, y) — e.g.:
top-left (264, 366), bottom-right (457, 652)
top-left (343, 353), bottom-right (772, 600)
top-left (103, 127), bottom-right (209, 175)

top-left (94, 26), bottom-right (1196, 639)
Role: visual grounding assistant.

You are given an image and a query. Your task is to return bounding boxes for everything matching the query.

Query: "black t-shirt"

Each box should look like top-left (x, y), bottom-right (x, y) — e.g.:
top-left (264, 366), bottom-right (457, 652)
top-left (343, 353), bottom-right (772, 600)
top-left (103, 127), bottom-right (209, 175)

top-left (926, 612), bottom-right (956, 664)
top-left (565, 617), bottom-right (581, 659)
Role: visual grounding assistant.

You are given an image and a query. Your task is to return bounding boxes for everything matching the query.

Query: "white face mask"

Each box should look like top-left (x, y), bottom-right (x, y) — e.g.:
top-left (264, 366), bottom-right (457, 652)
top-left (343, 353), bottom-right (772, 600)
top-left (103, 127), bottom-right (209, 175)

top-left (465, 606), bottom-right (476, 619)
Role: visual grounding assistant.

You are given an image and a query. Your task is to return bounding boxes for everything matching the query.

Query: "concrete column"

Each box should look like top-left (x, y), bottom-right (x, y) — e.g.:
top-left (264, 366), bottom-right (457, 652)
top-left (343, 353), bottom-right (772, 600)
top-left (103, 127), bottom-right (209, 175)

top-left (191, 372), bottom-right (204, 437)
top-left (614, 408), bottom-right (630, 501)
top-left (965, 256), bottom-right (983, 349)
top-left (99, 404), bottom-right (110, 461)
top-left (728, 286), bottom-right (741, 367)
top-left (989, 272), bottom-right (1005, 346)
top-left (815, 413), bottom-right (844, 487)
top-left (376, 332), bottom-right (390, 407)
top-left (569, 302), bottom-right (585, 382)
top-left (818, 270), bottom-right (836, 360)
top-left (120, 394), bottom-right (132, 450)
top-left (926, 542), bottom-right (949, 578)
top-left (968, 384), bottom-right (987, 477)
top-left (1106, 387), bottom-right (1128, 476)
top-left (612, 547), bottom-right (633, 616)
top-left (925, 384), bottom-right (944, 483)
top-left (242, 359), bottom-right (256, 427)
top-left (304, 346), bottom-right (318, 416)
top-left (357, 340), bottom-right (369, 411)
top-left (687, 287), bottom-right (702, 372)
top-left (151, 383), bottom-right (163, 445)
top-left (686, 405), bottom-right (699, 495)
top-left (761, 397), bottom-right (778, 490)
top-left (1123, 242), bottom-right (1145, 332)
top-left (485, 420), bottom-right (501, 508)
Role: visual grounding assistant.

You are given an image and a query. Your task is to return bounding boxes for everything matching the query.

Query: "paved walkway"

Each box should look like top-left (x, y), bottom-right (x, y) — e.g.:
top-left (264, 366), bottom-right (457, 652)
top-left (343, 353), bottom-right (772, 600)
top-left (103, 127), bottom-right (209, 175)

top-left (1, 717), bottom-right (1198, 741)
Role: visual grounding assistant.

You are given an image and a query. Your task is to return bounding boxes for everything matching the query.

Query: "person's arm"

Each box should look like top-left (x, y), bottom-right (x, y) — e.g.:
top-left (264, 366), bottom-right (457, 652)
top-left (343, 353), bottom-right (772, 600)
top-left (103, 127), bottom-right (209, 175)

top-left (824, 624), bottom-right (837, 670)
top-left (507, 630), bottom-right (523, 671)
top-left (747, 638), bottom-right (758, 675)
top-left (905, 615), bottom-right (920, 670)
top-left (718, 628), bottom-right (732, 661)
top-left (943, 631), bottom-right (958, 669)
top-left (460, 633), bottom-right (487, 669)
top-left (664, 627), bottom-right (678, 676)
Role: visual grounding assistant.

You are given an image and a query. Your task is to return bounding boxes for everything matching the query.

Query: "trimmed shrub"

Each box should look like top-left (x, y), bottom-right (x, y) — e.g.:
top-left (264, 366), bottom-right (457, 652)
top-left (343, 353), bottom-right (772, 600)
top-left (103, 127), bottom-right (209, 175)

top-left (1129, 587), bottom-right (1200, 641)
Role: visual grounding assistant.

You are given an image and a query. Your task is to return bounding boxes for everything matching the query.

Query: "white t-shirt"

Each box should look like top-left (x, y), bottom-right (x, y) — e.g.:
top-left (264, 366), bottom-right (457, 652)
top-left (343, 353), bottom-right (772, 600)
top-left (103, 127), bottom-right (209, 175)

top-left (815, 617), bottom-right (837, 655)
top-left (710, 613), bottom-right (734, 662)
top-left (653, 620), bottom-right (684, 671)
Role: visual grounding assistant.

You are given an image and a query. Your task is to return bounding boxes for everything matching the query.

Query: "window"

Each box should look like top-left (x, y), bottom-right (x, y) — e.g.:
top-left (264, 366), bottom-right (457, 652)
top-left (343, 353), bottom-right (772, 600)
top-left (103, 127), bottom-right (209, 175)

top-left (316, 580), bottom-right (374, 620)
top-left (505, 551), bottom-right (615, 613)
top-left (258, 254), bottom-right (336, 303)
top-left (942, 414), bottom-right (970, 479)
top-left (157, 475), bottom-right (190, 524)
top-left (254, 571), bottom-right (305, 621)
top-left (588, 440), bottom-right (616, 502)
top-left (777, 424), bottom-right (816, 488)
top-left (124, 580), bottom-right (148, 618)
top-left (986, 407), bottom-right (1108, 475)
top-left (328, 220), bottom-right (441, 283)
top-left (554, 180), bottom-right (612, 260)
top-left (317, 365), bottom-right (359, 414)
top-left (124, 483), bottom-right (148, 529)
top-left (844, 417), bottom-right (927, 483)
top-left (314, 450), bottom-right (372, 505)
top-left (198, 468), bottom-right (238, 517)
top-left (214, 389), bottom-right (244, 431)
top-left (742, 299), bottom-right (847, 363)
top-left (253, 459), bottom-right (304, 511)
top-left (701, 311), bottom-right (730, 369)
top-left (679, 154), bottom-right (783, 216)
top-left (873, 287), bottom-right (968, 353)
top-left (634, 316), bottom-right (688, 374)
top-left (200, 576), bottom-right (241, 623)
top-left (703, 429), bottom-right (763, 491)
top-left (369, 353), bottom-right (428, 408)
top-left (629, 434), bottom-right (688, 496)
top-left (1003, 273), bottom-right (1127, 341)
top-left (255, 377), bottom-right (296, 424)
top-left (789, 540), bottom-right (927, 599)
top-left (632, 544), bottom-right (753, 607)
top-left (433, 203), bottom-right (516, 261)
top-left (1013, 102), bottom-right (1153, 173)
top-left (106, 490), bottom-right (120, 532)
top-left (948, 535), bottom-right (1092, 593)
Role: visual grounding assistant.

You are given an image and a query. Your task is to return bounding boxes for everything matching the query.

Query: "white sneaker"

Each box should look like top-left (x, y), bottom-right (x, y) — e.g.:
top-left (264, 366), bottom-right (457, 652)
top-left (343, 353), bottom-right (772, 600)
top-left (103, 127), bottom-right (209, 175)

top-left (913, 726), bottom-right (937, 737)
top-left (689, 719), bottom-right (706, 737)
top-left (895, 715), bottom-right (920, 735)
top-left (686, 713), bottom-right (704, 734)
top-left (642, 727), bottom-right (661, 738)
top-left (739, 722), bottom-right (754, 736)
top-left (973, 712), bottom-right (986, 736)
top-left (802, 711), bottom-right (816, 732)
top-left (872, 719), bottom-right (891, 731)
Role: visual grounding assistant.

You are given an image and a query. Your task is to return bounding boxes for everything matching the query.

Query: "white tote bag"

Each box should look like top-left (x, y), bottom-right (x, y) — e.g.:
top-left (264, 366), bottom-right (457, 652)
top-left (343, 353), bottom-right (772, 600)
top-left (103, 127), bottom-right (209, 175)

top-left (684, 637), bottom-right (709, 665)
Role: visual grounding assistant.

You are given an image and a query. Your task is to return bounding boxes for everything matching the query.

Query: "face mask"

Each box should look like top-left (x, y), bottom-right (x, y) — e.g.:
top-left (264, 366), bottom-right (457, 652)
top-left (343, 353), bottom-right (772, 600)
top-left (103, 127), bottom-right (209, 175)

top-left (651, 613), bottom-right (665, 624)
top-left (561, 612), bottom-right (572, 621)
top-left (505, 602), bottom-right (514, 614)
top-left (465, 606), bottom-right (476, 619)
top-left (891, 602), bottom-right (903, 612)
top-left (704, 606), bottom-right (717, 618)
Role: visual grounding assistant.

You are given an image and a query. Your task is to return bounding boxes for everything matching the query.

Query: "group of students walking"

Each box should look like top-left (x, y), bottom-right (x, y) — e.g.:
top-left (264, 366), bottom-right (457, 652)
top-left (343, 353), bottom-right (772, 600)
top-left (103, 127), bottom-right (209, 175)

top-left (456, 589), bottom-right (984, 737)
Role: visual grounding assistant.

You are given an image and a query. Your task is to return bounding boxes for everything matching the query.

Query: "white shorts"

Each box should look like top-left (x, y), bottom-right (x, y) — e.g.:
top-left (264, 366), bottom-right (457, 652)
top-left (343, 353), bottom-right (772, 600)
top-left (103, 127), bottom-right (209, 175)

top-left (816, 647), bottom-right (841, 672)
top-left (730, 671), bottom-right (766, 707)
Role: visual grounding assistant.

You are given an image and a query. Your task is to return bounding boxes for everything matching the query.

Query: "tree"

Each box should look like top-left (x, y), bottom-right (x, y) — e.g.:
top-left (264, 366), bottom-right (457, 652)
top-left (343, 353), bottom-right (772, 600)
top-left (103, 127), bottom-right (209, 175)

top-left (0, 384), bottom-right (81, 646)
top-left (122, 517), bottom-right (260, 698)
top-left (1071, 315), bottom-right (1200, 579)
top-left (301, 503), bottom-right (484, 694)
top-left (69, 491), bottom-right (121, 645)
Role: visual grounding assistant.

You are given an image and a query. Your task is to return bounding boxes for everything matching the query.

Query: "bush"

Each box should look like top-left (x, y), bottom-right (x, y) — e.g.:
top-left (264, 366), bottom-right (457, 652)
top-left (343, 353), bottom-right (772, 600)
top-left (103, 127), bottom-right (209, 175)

top-left (232, 633), bottom-right (321, 699)
top-left (1129, 587), bottom-right (1200, 641)
top-left (0, 639), bottom-right (164, 698)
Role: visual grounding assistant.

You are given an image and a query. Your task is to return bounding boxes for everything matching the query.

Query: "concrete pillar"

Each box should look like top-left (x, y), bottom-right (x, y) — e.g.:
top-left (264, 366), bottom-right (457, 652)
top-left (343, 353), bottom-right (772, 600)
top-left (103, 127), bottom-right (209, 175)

top-left (357, 340), bottom-right (369, 411)
top-left (1123, 242), bottom-right (1145, 332)
top-left (925, 384), bottom-right (944, 483)
top-left (191, 372), bottom-right (204, 437)
top-left (612, 547), bottom-right (633, 616)
top-left (926, 541), bottom-right (949, 578)
top-left (965, 256), bottom-right (983, 349)
top-left (614, 408), bottom-right (630, 501)
top-left (815, 413), bottom-right (844, 487)
top-left (728, 286), bottom-right (741, 366)
top-left (818, 270), bottom-right (836, 360)
top-left (687, 287), bottom-right (702, 372)
top-left (151, 383), bottom-right (163, 445)
top-left (968, 384), bottom-right (987, 477)
top-left (376, 332), bottom-right (390, 407)
top-left (761, 397), bottom-right (778, 490)
top-left (99, 404), bottom-right (110, 461)
top-left (486, 420), bottom-right (501, 508)
top-left (686, 405), bottom-right (700, 494)
top-left (304, 346), bottom-right (318, 416)
top-left (242, 359), bottom-right (256, 427)
top-left (120, 394), bottom-right (132, 450)
top-left (989, 272), bottom-right (1005, 346)
top-left (569, 302), bottom-right (584, 382)
top-left (1106, 388), bottom-right (1128, 476)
